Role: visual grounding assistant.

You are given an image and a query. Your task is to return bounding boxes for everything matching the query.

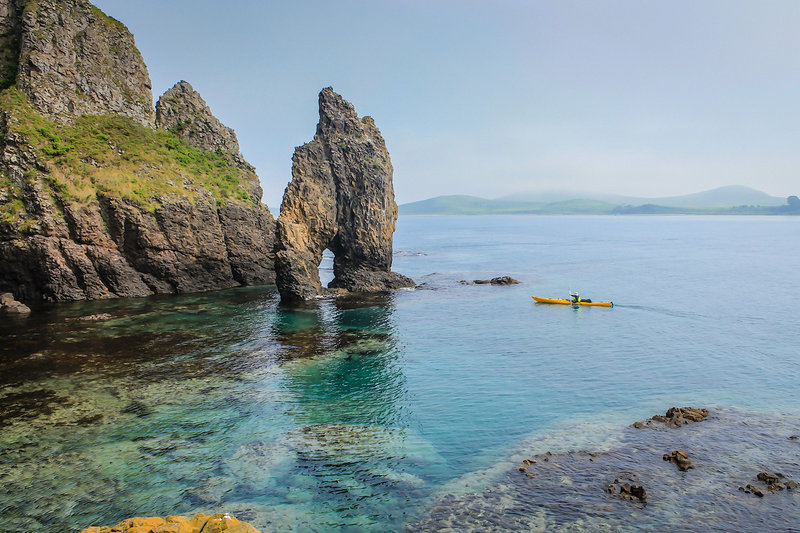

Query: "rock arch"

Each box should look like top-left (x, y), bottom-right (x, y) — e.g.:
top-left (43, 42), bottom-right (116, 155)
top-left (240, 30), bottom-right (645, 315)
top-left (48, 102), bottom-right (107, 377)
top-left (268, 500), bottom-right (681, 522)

top-left (274, 88), bottom-right (414, 302)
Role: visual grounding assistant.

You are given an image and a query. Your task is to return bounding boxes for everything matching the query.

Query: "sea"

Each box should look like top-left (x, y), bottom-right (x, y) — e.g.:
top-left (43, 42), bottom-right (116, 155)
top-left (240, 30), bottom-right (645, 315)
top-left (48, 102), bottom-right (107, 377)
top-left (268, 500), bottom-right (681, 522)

top-left (1, 215), bottom-right (799, 532)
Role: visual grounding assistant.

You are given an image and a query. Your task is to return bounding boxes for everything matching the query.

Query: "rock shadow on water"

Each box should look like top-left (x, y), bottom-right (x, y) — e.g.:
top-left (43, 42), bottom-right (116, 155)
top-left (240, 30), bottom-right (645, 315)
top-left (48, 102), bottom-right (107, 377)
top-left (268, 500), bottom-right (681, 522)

top-left (270, 293), bottom-right (412, 429)
top-left (271, 294), bottom-right (397, 362)
top-left (0, 286), bottom-right (284, 388)
top-left (411, 406), bottom-right (800, 532)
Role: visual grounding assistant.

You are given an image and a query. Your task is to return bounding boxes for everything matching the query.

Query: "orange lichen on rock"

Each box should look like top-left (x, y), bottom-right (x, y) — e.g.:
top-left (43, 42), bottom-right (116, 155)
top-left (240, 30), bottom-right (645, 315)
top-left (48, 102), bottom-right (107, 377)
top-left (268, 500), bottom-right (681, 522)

top-left (80, 512), bottom-right (260, 533)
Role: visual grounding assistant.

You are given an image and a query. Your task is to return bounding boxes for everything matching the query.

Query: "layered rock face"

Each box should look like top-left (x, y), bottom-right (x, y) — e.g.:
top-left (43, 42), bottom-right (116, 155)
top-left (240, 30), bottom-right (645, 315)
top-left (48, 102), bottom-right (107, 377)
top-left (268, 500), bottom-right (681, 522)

top-left (12, 0), bottom-right (155, 125)
top-left (275, 87), bottom-right (413, 302)
top-left (0, 0), bottom-right (275, 302)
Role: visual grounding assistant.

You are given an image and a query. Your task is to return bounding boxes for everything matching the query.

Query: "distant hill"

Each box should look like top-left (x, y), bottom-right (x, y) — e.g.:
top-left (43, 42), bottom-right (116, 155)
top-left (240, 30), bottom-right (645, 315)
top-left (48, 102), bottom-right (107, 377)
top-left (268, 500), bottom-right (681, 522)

top-left (496, 185), bottom-right (785, 208)
top-left (400, 186), bottom-right (796, 215)
top-left (399, 195), bottom-right (616, 215)
top-left (629, 185), bottom-right (785, 208)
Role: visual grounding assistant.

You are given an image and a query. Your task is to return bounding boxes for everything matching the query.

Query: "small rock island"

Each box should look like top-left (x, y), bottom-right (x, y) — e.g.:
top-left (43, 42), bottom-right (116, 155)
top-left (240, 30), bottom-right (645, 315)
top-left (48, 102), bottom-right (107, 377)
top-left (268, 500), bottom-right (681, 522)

top-left (275, 87), bottom-right (414, 302)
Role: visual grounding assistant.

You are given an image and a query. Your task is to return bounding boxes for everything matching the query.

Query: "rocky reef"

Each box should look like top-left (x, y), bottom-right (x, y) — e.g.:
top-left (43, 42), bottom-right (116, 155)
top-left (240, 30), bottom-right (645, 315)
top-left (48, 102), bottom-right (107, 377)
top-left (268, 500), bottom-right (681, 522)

top-left (274, 87), bottom-right (413, 302)
top-left (412, 406), bottom-right (800, 531)
top-left (80, 512), bottom-right (260, 533)
top-left (0, 0), bottom-right (275, 302)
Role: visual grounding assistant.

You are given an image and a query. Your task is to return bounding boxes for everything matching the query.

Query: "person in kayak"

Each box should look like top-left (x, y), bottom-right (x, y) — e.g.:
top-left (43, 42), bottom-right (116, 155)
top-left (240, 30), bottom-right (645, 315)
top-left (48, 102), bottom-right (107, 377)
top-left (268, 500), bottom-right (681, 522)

top-left (570, 291), bottom-right (592, 304)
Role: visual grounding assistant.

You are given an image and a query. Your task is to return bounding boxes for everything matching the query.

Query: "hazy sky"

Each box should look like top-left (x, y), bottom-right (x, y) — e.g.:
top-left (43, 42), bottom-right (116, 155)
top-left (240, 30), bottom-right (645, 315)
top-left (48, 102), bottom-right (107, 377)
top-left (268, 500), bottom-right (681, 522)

top-left (94, 0), bottom-right (800, 208)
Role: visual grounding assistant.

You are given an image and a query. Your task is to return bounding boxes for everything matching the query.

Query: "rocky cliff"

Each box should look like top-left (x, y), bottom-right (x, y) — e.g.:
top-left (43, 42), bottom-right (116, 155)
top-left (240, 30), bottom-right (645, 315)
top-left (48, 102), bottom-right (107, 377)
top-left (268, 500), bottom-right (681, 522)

top-left (0, 0), bottom-right (275, 302)
top-left (13, 0), bottom-right (155, 125)
top-left (274, 87), bottom-right (413, 302)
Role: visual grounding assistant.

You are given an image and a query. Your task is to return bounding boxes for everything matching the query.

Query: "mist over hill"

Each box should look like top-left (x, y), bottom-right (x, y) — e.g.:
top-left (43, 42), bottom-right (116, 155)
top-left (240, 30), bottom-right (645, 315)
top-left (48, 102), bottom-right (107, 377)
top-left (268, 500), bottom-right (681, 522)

top-left (400, 186), bottom-right (796, 215)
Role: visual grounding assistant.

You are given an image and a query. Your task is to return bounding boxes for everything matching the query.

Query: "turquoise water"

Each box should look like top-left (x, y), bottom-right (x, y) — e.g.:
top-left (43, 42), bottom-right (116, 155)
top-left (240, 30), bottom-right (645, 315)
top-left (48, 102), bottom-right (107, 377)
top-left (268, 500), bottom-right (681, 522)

top-left (1, 215), bottom-right (799, 531)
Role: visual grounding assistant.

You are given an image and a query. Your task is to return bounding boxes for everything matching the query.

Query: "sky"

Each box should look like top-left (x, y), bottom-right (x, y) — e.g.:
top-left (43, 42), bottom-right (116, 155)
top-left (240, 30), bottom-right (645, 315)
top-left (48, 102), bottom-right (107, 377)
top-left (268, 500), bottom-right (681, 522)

top-left (93, 0), bottom-right (800, 208)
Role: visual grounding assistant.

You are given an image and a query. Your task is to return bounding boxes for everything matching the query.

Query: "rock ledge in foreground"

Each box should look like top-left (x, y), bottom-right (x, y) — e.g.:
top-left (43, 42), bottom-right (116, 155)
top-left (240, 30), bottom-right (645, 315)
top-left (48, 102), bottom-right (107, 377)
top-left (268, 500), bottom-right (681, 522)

top-left (80, 512), bottom-right (260, 533)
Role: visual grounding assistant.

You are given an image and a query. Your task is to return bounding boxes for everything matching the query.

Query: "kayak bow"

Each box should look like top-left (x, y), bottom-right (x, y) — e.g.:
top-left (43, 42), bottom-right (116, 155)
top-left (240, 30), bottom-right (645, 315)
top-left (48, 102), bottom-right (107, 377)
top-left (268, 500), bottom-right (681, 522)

top-left (532, 296), bottom-right (613, 307)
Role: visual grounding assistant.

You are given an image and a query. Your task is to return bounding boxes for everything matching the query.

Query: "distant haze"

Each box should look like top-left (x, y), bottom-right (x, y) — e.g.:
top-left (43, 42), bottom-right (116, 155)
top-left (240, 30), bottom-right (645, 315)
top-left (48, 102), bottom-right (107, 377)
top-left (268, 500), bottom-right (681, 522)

top-left (94, 1), bottom-right (800, 208)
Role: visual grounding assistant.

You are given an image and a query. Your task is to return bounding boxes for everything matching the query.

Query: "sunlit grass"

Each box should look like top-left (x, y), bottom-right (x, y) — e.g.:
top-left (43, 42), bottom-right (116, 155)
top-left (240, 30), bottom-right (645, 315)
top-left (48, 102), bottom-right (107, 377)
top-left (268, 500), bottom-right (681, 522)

top-left (0, 86), bottom-right (252, 231)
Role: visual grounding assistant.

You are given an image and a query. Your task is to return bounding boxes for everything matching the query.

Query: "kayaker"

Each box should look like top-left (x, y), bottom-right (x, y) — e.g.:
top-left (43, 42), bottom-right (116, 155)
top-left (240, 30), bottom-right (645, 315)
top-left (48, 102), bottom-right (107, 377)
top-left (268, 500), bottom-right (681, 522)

top-left (570, 291), bottom-right (580, 304)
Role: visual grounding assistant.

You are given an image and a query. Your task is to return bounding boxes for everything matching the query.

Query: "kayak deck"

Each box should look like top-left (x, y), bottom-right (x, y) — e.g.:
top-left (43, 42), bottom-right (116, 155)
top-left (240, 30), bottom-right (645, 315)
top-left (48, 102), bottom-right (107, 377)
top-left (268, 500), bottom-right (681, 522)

top-left (532, 296), bottom-right (613, 307)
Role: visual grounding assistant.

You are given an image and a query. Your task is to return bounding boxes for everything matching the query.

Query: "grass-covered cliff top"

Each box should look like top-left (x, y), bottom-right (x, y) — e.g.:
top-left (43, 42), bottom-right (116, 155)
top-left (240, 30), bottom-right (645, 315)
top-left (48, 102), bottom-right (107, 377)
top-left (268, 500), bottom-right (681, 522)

top-left (0, 87), bottom-right (253, 220)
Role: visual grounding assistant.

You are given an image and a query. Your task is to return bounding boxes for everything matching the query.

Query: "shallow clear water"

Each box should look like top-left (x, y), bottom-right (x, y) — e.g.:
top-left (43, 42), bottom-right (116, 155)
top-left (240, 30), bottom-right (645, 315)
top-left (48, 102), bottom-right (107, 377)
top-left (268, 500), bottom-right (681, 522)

top-left (1, 215), bottom-right (799, 531)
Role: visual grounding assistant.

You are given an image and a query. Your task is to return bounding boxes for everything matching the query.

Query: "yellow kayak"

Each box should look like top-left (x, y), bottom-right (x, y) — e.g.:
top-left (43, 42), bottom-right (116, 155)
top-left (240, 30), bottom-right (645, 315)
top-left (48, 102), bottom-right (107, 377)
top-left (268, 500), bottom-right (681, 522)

top-left (532, 296), bottom-right (613, 307)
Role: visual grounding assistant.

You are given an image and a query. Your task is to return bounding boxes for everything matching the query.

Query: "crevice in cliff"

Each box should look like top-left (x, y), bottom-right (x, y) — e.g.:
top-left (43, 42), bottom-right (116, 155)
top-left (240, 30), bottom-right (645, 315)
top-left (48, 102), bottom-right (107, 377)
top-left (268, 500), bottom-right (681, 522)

top-left (56, 240), bottom-right (89, 296)
top-left (96, 195), bottom-right (119, 244)
top-left (214, 204), bottom-right (239, 284)
top-left (60, 196), bottom-right (81, 243)
top-left (0, 0), bottom-right (22, 91)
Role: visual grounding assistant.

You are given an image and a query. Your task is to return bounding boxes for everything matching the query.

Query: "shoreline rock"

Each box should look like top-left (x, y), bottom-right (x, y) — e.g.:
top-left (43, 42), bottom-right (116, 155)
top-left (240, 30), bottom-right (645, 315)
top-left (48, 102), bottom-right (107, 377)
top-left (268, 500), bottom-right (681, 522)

top-left (0, 291), bottom-right (30, 314)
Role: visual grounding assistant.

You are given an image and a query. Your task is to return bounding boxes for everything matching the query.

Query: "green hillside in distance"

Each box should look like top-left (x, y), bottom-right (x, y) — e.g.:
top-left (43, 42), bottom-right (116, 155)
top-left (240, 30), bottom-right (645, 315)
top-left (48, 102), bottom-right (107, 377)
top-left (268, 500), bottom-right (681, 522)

top-left (399, 186), bottom-right (798, 215)
top-left (495, 185), bottom-right (785, 209)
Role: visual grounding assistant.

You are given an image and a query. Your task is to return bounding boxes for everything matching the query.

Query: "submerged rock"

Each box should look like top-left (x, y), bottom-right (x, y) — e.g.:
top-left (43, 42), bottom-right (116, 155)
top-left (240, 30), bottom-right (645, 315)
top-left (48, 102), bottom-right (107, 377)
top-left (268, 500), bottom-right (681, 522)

top-left (65, 313), bottom-right (112, 322)
top-left (739, 484), bottom-right (764, 497)
top-left (274, 87), bottom-right (414, 302)
top-left (757, 471), bottom-right (797, 492)
top-left (80, 512), bottom-right (260, 533)
top-left (413, 407), bottom-right (800, 532)
top-left (738, 472), bottom-right (798, 497)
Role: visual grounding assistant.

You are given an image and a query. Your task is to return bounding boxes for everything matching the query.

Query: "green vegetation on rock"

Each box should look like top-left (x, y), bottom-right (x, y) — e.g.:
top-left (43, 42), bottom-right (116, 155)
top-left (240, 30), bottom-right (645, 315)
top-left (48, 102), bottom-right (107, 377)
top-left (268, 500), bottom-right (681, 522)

top-left (89, 5), bottom-right (129, 33)
top-left (0, 86), bottom-right (252, 218)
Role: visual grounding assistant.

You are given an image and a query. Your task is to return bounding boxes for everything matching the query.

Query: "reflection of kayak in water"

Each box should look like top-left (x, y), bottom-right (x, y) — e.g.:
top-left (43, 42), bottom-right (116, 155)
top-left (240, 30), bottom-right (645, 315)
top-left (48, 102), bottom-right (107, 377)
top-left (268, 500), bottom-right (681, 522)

top-left (531, 296), bottom-right (613, 307)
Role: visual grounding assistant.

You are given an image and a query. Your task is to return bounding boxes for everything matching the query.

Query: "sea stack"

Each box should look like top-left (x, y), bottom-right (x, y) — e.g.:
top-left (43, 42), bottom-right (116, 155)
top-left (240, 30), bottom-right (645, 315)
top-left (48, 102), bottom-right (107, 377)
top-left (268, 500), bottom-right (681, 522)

top-left (274, 87), bottom-right (414, 302)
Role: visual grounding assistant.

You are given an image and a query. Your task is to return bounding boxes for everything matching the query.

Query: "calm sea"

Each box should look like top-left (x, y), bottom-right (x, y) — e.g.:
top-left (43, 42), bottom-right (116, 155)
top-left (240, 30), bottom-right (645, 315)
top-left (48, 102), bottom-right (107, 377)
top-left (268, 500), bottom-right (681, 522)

top-left (1, 215), bottom-right (799, 531)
